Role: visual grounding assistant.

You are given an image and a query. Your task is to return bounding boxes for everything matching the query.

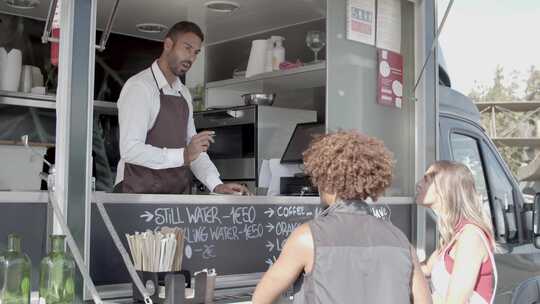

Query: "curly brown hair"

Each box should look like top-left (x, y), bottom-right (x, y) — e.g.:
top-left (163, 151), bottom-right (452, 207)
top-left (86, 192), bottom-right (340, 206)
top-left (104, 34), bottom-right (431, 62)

top-left (303, 131), bottom-right (394, 201)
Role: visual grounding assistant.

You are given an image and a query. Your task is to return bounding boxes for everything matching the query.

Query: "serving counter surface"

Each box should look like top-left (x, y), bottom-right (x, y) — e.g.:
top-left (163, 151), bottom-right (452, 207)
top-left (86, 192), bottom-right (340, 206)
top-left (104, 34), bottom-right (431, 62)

top-left (0, 191), bottom-right (413, 302)
top-left (0, 191), bottom-right (412, 205)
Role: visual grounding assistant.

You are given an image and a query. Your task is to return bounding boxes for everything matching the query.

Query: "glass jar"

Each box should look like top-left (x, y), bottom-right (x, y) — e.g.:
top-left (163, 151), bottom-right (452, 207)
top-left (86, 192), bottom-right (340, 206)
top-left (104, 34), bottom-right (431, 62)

top-left (0, 234), bottom-right (32, 304)
top-left (189, 84), bottom-right (206, 112)
top-left (39, 235), bottom-right (75, 304)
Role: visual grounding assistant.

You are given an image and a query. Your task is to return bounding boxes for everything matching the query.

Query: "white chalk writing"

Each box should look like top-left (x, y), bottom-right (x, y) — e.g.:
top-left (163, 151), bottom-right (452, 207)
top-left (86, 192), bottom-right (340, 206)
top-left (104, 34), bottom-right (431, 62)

top-left (210, 225), bottom-right (240, 241)
top-left (185, 226), bottom-right (209, 243)
top-left (242, 223), bottom-right (264, 240)
top-left (276, 206), bottom-right (306, 218)
top-left (275, 221), bottom-right (300, 237)
top-left (185, 207), bottom-right (222, 224)
top-left (229, 206), bottom-right (256, 225)
top-left (202, 245), bottom-right (217, 259)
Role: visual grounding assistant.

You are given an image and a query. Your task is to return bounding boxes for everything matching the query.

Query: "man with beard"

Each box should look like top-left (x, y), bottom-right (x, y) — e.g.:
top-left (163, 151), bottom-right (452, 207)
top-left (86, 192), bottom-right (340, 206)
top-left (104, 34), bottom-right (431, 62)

top-left (114, 21), bottom-right (247, 195)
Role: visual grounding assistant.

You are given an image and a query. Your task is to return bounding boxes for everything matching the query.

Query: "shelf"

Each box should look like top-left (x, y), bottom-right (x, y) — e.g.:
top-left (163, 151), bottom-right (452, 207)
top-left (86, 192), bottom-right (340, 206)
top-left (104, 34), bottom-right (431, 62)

top-left (0, 90), bottom-right (56, 110)
top-left (0, 140), bottom-right (54, 148)
top-left (492, 137), bottom-right (540, 148)
top-left (476, 101), bottom-right (540, 112)
top-left (93, 100), bottom-right (118, 114)
top-left (0, 90), bottom-right (118, 114)
top-left (206, 62), bottom-right (326, 92)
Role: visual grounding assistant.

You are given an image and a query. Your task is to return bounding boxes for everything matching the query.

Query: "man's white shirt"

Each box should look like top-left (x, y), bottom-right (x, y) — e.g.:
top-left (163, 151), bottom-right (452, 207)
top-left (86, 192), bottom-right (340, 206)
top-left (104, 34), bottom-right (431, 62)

top-left (115, 61), bottom-right (222, 191)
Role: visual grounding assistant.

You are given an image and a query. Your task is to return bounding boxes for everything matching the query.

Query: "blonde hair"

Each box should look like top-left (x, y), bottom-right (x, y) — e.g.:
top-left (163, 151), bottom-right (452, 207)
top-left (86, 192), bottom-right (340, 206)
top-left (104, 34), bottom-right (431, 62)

top-left (428, 161), bottom-right (495, 250)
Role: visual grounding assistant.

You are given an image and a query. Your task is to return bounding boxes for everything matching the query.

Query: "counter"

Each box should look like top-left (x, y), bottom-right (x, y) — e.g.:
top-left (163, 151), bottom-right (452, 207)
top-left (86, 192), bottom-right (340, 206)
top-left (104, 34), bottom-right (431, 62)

top-left (0, 191), bottom-right (413, 303)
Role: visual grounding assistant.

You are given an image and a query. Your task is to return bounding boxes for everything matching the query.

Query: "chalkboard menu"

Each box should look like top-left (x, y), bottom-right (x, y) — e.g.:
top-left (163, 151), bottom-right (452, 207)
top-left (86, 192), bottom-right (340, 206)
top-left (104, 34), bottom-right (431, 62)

top-left (0, 203), bottom-right (48, 290)
top-left (90, 203), bottom-right (324, 284)
top-left (0, 198), bottom-right (412, 289)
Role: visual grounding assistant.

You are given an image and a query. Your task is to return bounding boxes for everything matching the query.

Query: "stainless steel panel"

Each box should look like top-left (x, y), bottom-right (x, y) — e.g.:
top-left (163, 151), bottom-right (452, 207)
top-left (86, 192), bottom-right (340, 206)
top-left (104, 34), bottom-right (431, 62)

top-left (257, 106), bottom-right (317, 180)
top-left (195, 105), bottom-right (316, 187)
top-left (55, 0), bottom-right (97, 299)
top-left (413, 0), bottom-right (438, 261)
top-left (213, 158), bottom-right (257, 180)
top-left (92, 192), bottom-right (323, 205)
top-left (194, 107), bottom-right (256, 129)
top-left (0, 191), bottom-right (49, 203)
top-left (326, 0), bottom-right (415, 197)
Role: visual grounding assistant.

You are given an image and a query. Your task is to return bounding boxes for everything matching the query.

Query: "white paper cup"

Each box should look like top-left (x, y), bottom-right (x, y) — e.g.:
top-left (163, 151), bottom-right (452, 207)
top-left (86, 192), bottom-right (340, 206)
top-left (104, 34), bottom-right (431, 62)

top-left (246, 39), bottom-right (267, 78)
top-left (19, 65), bottom-right (33, 93)
top-left (31, 66), bottom-right (44, 87)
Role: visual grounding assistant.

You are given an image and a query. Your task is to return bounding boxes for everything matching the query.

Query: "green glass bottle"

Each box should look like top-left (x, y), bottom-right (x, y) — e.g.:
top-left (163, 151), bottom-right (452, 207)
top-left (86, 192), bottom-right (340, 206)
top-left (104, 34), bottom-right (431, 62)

top-left (0, 234), bottom-right (32, 304)
top-left (39, 235), bottom-right (75, 304)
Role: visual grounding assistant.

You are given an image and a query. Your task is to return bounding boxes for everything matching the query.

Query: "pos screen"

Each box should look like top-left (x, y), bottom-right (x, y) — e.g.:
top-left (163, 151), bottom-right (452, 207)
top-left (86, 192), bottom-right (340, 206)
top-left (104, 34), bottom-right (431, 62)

top-left (280, 122), bottom-right (325, 164)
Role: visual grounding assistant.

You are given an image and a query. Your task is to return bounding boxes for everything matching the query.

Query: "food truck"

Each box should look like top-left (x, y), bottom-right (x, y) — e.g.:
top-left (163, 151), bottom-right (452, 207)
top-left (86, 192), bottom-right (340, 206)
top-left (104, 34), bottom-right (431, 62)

top-left (0, 0), bottom-right (539, 303)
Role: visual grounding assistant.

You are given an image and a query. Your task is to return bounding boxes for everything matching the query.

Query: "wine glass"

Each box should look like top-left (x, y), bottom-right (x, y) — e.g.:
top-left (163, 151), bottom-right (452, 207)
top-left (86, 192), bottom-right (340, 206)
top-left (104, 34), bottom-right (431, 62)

top-left (306, 31), bottom-right (326, 63)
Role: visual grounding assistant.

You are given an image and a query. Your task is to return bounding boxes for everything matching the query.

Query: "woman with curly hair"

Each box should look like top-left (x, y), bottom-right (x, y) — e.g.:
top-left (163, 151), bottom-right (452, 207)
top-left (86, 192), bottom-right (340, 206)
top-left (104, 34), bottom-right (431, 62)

top-left (252, 131), bottom-right (431, 304)
top-left (416, 161), bottom-right (497, 304)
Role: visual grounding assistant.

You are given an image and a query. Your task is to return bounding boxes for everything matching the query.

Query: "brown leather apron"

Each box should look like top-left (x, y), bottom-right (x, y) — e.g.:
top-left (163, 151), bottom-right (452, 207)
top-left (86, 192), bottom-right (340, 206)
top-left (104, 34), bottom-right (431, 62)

top-left (119, 67), bottom-right (192, 194)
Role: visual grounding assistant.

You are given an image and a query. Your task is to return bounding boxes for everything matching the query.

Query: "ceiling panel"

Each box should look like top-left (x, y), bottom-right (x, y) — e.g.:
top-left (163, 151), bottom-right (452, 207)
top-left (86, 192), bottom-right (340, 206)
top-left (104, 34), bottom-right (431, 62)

top-left (0, 0), bottom-right (326, 44)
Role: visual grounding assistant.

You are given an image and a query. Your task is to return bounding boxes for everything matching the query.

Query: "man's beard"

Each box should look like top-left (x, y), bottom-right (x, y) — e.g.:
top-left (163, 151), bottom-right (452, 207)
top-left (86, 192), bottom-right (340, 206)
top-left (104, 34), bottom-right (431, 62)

top-left (168, 57), bottom-right (192, 77)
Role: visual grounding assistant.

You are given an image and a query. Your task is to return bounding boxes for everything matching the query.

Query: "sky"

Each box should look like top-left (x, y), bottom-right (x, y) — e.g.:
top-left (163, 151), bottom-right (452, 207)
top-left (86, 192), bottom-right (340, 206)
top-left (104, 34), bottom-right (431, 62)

top-left (438, 0), bottom-right (540, 97)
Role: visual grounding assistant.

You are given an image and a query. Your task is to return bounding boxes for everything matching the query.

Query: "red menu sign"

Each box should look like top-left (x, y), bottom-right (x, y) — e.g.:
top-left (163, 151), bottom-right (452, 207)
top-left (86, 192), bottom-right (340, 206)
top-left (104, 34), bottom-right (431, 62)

top-left (377, 48), bottom-right (403, 109)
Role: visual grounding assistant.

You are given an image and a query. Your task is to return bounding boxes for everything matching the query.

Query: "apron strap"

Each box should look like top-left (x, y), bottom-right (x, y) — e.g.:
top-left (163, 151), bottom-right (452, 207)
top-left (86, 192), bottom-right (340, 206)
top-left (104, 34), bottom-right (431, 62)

top-left (150, 64), bottom-right (164, 96)
top-left (150, 62), bottom-right (187, 99)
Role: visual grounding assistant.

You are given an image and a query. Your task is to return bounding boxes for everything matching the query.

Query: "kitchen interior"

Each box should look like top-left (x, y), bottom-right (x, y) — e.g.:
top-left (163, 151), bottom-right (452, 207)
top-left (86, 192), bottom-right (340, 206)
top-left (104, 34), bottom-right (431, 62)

top-left (0, 0), bottom-right (328, 197)
top-left (0, 0), bottom-right (416, 303)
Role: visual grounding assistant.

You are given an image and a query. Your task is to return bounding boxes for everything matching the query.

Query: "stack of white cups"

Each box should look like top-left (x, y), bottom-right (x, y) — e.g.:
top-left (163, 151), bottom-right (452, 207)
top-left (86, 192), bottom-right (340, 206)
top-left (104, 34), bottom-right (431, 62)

top-left (0, 46), bottom-right (46, 95)
top-left (246, 39), bottom-right (268, 78)
top-left (0, 47), bottom-right (22, 92)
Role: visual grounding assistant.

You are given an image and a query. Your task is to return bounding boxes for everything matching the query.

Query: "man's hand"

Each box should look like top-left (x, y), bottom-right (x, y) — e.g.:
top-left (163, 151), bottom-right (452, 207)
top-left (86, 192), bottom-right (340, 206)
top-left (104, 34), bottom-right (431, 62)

top-left (214, 183), bottom-right (251, 195)
top-left (184, 131), bottom-right (215, 165)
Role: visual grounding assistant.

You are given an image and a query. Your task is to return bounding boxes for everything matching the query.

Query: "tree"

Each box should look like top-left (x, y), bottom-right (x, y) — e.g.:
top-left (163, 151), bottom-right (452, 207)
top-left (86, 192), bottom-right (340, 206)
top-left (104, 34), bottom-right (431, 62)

top-left (482, 66), bottom-right (518, 101)
top-left (525, 66), bottom-right (540, 101)
top-left (469, 81), bottom-right (487, 102)
top-left (469, 66), bottom-right (531, 176)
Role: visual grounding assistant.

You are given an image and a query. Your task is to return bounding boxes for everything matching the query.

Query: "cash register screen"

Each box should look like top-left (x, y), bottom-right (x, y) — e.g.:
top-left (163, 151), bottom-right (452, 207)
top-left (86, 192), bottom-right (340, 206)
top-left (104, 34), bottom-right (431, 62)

top-left (280, 122), bottom-right (325, 164)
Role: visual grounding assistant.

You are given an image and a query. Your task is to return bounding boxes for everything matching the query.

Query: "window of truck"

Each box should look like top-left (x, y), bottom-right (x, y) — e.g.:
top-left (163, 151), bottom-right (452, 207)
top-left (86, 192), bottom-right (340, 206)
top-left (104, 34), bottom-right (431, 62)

top-left (450, 133), bottom-right (490, 206)
top-left (450, 132), bottom-right (519, 242)
top-left (449, 132), bottom-right (498, 234)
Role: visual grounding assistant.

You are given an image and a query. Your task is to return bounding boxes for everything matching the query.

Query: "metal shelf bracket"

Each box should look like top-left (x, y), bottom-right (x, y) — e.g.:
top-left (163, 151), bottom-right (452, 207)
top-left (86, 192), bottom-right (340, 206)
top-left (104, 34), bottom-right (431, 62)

top-left (41, 0), bottom-right (120, 52)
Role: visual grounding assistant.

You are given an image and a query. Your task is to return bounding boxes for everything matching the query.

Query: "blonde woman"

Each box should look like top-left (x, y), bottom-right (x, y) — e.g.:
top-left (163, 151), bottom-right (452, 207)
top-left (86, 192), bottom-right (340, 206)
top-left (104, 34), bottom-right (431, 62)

top-left (416, 161), bottom-right (497, 304)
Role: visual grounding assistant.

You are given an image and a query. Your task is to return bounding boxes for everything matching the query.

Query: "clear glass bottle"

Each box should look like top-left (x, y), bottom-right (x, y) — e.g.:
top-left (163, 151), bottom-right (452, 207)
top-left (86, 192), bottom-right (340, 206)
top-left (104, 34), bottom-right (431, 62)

top-left (39, 235), bottom-right (75, 304)
top-left (0, 234), bottom-right (32, 304)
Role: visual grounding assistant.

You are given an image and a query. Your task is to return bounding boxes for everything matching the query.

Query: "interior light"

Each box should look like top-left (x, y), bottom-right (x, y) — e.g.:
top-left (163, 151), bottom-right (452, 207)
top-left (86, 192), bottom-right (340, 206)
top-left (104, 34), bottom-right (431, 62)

top-left (205, 1), bottom-right (240, 13)
top-left (136, 23), bottom-right (168, 34)
top-left (4, 0), bottom-right (39, 9)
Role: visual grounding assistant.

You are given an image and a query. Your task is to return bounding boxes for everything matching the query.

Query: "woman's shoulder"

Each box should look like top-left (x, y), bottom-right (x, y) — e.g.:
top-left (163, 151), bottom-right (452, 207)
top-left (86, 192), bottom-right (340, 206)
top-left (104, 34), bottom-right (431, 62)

top-left (458, 224), bottom-right (491, 243)
top-left (287, 223), bottom-right (314, 252)
top-left (453, 224), bottom-right (490, 256)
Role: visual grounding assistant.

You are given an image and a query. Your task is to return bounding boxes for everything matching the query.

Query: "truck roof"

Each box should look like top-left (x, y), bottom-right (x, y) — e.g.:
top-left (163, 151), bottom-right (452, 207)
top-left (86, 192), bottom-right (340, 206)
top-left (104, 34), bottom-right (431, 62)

top-left (439, 85), bottom-right (482, 126)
